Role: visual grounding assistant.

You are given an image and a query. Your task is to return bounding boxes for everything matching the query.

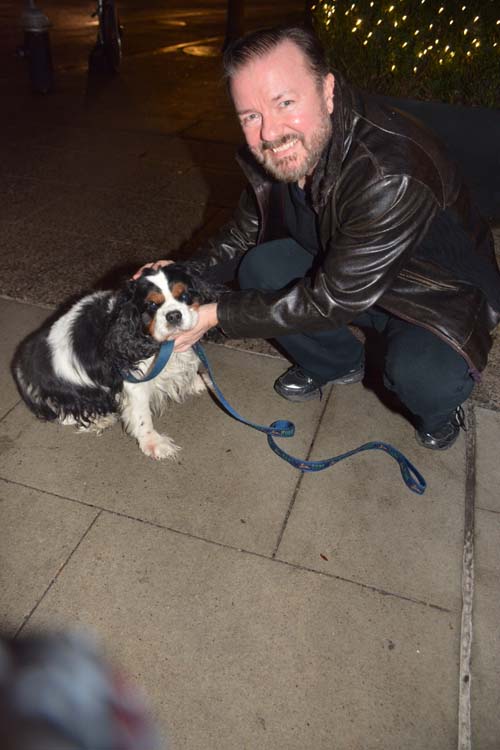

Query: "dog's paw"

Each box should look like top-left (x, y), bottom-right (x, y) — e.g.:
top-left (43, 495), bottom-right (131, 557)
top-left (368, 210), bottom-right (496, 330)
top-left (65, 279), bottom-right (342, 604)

top-left (192, 373), bottom-right (207, 395)
top-left (77, 414), bottom-right (118, 435)
top-left (140, 432), bottom-right (181, 460)
top-left (60, 415), bottom-right (78, 426)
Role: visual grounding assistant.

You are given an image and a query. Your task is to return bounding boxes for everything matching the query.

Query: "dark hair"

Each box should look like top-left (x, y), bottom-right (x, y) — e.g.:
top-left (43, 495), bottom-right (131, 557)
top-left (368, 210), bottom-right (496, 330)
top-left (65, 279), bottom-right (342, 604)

top-left (222, 25), bottom-right (329, 89)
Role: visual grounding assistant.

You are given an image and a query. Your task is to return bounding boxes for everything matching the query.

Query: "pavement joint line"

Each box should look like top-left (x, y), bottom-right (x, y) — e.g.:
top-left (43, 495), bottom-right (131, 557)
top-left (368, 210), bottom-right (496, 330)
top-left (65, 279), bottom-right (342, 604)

top-left (0, 399), bottom-right (22, 425)
top-left (457, 403), bottom-right (476, 750)
top-left (13, 510), bottom-right (103, 640)
top-left (475, 505), bottom-right (500, 514)
top-left (220, 342), bottom-right (284, 360)
top-left (0, 475), bottom-right (454, 613)
top-left (271, 385), bottom-right (335, 560)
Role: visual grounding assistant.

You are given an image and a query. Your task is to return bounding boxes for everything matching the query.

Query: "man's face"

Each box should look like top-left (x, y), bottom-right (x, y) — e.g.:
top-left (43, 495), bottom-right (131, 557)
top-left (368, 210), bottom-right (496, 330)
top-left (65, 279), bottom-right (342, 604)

top-left (230, 40), bottom-right (334, 185)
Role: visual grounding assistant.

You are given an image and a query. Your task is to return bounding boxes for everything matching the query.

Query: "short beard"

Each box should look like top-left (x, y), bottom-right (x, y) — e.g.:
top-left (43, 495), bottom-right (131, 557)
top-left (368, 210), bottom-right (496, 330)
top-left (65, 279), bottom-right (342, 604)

top-left (251, 108), bottom-right (332, 183)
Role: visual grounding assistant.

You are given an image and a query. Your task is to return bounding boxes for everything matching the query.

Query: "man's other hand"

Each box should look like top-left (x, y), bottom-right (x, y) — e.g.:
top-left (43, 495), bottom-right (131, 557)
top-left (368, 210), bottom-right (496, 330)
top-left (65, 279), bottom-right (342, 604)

top-left (132, 259), bottom-right (173, 280)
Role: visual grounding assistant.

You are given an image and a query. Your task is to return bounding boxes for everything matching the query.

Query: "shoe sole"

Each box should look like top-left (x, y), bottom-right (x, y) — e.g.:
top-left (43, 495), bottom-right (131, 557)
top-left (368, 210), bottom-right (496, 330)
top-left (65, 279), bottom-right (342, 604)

top-left (331, 370), bottom-right (364, 385)
top-left (414, 429), bottom-right (460, 450)
top-left (274, 370), bottom-right (364, 402)
top-left (273, 384), bottom-right (322, 402)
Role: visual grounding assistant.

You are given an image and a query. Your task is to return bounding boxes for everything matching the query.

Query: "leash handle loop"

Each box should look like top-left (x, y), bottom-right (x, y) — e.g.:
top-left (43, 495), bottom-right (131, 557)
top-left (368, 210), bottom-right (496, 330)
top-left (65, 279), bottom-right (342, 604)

top-left (267, 431), bottom-right (426, 494)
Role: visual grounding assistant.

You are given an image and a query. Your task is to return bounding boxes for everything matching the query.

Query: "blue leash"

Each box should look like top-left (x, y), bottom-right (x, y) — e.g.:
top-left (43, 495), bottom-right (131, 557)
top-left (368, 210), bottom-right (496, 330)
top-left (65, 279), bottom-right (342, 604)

top-left (124, 340), bottom-right (426, 494)
top-left (123, 340), bottom-right (175, 383)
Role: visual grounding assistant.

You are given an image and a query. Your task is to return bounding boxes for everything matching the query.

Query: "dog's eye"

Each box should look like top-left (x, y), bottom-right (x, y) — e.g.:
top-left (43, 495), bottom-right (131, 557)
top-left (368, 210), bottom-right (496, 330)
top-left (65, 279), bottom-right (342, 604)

top-left (147, 301), bottom-right (159, 313)
top-left (178, 292), bottom-right (192, 304)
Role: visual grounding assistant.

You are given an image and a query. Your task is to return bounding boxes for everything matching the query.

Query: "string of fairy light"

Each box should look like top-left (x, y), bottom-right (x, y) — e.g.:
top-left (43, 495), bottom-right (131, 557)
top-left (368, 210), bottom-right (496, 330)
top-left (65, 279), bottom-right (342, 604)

top-left (311, 1), bottom-right (500, 75)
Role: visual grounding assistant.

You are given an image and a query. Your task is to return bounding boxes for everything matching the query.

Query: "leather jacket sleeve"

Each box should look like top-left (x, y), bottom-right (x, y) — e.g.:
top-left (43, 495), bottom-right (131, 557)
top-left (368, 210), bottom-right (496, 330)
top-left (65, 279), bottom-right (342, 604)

top-left (217, 173), bottom-right (439, 338)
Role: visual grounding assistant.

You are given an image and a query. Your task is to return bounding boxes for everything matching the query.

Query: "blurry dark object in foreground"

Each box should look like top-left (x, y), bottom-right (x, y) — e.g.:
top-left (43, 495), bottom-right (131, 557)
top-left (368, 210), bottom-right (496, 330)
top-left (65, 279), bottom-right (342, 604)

top-left (0, 630), bottom-right (162, 750)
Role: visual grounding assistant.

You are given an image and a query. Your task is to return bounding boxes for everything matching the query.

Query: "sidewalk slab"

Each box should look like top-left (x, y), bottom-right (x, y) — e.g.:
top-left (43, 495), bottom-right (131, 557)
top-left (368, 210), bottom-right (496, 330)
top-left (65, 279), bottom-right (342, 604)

top-left (0, 480), bottom-right (97, 634)
top-left (472, 509), bottom-right (500, 749)
top-left (24, 511), bottom-right (460, 750)
top-left (0, 298), bottom-right (53, 419)
top-left (276, 382), bottom-right (466, 611)
top-left (471, 405), bottom-right (500, 748)
top-left (475, 406), bottom-right (500, 512)
top-left (0, 328), bottom-right (324, 557)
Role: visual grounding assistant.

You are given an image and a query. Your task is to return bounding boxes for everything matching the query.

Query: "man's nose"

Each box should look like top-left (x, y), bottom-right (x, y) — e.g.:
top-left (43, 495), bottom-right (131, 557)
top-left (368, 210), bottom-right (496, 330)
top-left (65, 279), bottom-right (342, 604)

top-left (260, 112), bottom-right (281, 144)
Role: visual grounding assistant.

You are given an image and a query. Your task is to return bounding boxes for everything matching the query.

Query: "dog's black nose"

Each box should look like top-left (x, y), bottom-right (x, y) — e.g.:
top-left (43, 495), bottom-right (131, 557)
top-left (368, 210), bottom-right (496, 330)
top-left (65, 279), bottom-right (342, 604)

top-left (166, 310), bottom-right (182, 325)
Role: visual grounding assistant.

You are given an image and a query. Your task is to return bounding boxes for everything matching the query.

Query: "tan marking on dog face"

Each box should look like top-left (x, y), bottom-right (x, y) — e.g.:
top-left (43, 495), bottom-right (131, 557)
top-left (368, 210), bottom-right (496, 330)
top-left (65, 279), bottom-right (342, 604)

top-left (171, 282), bottom-right (188, 300)
top-left (146, 291), bottom-right (165, 336)
top-left (146, 291), bottom-right (165, 306)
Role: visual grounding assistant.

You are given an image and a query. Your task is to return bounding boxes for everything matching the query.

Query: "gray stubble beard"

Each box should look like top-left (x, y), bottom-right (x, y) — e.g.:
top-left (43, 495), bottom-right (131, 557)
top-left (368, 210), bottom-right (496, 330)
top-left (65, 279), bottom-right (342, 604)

top-left (251, 106), bottom-right (332, 183)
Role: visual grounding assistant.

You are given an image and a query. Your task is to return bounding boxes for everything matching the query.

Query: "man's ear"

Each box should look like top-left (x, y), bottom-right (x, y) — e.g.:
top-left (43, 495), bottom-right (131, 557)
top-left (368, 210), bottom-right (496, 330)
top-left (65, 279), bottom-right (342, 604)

top-left (324, 72), bottom-right (335, 115)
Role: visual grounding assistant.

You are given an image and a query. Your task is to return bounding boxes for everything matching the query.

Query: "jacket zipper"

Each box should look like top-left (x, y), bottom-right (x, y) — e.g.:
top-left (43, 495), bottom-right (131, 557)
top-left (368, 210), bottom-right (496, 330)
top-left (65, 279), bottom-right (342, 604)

top-left (398, 269), bottom-right (458, 291)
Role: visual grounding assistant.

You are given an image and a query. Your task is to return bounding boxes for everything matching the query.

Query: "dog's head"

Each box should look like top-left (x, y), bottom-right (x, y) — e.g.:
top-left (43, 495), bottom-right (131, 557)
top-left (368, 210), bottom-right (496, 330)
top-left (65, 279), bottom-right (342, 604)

top-left (130, 265), bottom-right (204, 342)
top-left (107, 264), bottom-right (221, 368)
top-left (117, 263), bottom-right (219, 343)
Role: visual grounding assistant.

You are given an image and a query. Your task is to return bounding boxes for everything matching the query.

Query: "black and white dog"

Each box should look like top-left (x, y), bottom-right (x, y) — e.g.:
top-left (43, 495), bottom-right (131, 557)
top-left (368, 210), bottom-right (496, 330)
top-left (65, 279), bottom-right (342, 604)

top-left (12, 264), bottom-right (217, 460)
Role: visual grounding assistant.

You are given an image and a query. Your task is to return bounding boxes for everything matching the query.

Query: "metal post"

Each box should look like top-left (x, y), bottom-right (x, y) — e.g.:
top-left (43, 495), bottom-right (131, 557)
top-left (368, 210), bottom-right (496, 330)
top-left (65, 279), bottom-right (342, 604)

top-left (20, 0), bottom-right (53, 93)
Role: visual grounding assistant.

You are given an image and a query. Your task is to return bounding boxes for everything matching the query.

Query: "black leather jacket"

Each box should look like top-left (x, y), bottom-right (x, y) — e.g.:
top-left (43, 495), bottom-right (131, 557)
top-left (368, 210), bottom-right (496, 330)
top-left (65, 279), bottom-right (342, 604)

top-left (192, 72), bottom-right (500, 373)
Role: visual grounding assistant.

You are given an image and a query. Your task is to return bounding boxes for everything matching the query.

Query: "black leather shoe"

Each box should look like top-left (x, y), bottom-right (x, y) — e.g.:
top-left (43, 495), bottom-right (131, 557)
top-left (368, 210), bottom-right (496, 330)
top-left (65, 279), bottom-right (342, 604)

top-left (415, 406), bottom-right (466, 450)
top-left (274, 364), bottom-right (364, 402)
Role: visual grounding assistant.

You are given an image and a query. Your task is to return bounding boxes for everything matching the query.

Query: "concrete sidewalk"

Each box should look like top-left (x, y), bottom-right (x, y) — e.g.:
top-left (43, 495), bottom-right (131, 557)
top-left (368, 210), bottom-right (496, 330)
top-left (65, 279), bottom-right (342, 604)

top-left (1, 296), bottom-right (500, 748)
top-left (1, 2), bottom-right (500, 747)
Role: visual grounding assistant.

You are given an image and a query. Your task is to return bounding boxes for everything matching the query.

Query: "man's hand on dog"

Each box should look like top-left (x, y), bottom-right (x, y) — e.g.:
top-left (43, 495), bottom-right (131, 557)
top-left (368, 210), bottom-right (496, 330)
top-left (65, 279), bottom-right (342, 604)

top-left (170, 303), bottom-right (219, 351)
top-left (133, 260), bottom-right (219, 352)
top-left (132, 259), bottom-right (174, 279)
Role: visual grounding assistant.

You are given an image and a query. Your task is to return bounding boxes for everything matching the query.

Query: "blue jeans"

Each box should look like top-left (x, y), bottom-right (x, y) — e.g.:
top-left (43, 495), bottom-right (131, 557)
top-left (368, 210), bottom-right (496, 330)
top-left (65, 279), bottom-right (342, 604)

top-left (237, 238), bottom-right (474, 432)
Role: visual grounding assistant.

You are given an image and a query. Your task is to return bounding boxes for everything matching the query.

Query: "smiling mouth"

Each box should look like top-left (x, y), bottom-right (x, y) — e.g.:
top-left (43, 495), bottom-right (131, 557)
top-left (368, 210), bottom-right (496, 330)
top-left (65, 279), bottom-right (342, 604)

top-left (270, 137), bottom-right (299, 154)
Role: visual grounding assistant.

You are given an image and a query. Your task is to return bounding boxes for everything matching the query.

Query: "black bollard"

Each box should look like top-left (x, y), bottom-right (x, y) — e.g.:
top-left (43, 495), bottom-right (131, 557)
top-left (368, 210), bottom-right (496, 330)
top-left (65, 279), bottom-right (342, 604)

top-left (21, 0), bottom-right (53, 94)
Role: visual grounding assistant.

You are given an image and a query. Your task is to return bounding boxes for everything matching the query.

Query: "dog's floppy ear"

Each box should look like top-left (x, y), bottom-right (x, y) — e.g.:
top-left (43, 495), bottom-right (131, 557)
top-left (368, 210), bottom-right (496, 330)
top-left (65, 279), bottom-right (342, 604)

top-left (106, 278), bottom-right (160, 370)
top-left (116, 277), bottom-right (142, 306)
top-left (172, 262), bottom-right (226, 305)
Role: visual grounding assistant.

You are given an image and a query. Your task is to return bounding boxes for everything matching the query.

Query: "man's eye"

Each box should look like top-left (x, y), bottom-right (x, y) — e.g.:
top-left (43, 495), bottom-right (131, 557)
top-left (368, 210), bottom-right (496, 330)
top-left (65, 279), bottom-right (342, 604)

top-left (242, 113), bottom-right (260, 126)
top-left (280, 99), bottom-right (293, 108)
